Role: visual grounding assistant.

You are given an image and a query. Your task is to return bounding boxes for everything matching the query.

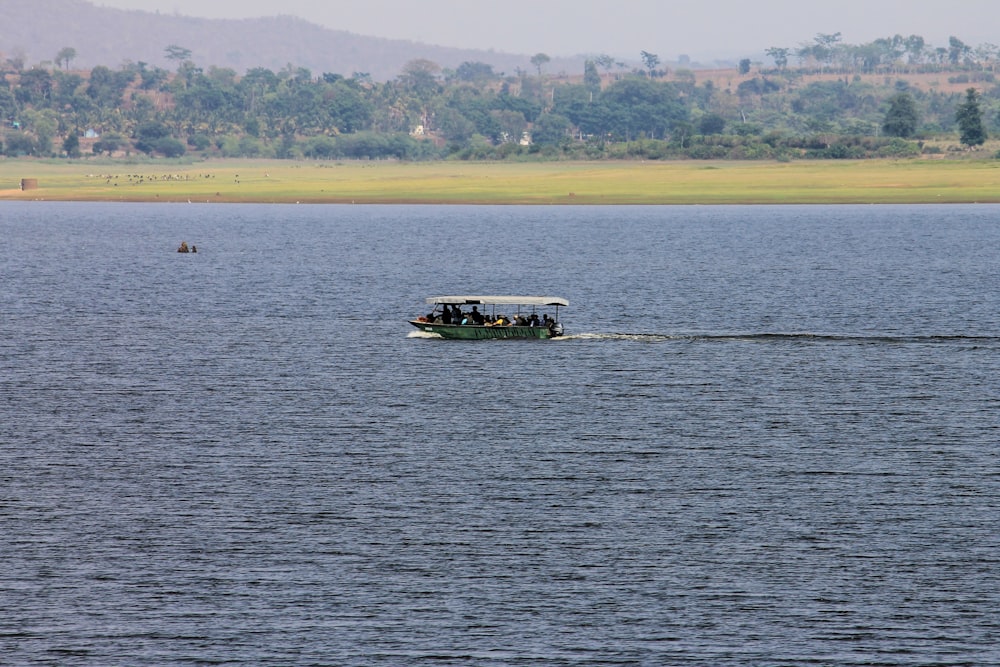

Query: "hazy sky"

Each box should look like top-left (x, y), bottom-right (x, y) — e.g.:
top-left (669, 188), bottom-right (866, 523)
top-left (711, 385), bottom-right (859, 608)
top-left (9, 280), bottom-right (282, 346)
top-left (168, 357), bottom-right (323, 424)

top-left (94, 0), bottom-right (1000, 60)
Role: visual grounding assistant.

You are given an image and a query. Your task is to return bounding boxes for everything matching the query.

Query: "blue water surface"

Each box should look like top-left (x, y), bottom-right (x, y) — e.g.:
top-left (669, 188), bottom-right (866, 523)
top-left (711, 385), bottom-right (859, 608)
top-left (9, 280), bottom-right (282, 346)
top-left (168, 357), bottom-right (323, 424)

top-left (1, 202), bottom-right (998, 665)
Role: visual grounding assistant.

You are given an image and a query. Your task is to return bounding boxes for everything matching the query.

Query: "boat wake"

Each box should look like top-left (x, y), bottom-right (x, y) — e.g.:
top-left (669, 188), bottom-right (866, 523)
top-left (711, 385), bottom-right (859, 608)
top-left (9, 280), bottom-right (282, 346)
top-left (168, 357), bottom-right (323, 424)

top-left (559, 332), bottom-right (1000, 346)
top-left (407, 330), bottom-right (443, 339)
top-left (407, 329), bottom-right (998, 346)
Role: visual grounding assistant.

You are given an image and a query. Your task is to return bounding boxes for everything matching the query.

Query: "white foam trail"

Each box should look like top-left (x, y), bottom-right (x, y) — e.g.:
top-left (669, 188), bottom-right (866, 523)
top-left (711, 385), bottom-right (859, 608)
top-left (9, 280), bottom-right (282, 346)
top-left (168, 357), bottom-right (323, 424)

top-left (557, 332), bottom-right (681, 342)
top-left (407, 330), bottom-right (442, 339)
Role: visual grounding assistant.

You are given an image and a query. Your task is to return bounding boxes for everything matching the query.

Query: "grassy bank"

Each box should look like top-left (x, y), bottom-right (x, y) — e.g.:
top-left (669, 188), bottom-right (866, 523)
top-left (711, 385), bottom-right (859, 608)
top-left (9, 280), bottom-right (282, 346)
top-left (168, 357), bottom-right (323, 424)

top-left (2, 158), bottom-right (1000, 204)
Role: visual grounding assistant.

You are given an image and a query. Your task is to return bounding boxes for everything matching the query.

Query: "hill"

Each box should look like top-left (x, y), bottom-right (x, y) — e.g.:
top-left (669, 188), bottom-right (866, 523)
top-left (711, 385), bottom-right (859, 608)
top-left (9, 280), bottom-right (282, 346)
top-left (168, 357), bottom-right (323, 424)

top-left (0, 0), bottom-right (585, 81)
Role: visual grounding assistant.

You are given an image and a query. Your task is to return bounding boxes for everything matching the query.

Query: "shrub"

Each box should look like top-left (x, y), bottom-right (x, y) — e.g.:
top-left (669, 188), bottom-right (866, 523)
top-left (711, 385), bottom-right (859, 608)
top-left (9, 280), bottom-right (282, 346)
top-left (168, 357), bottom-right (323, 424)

top-left (876, 139), bottom-right (920, 158)
top-left (92, 133), bottom-right (126, 155)
top-left (4, 132), bottom-right (36, 156)
top-left (238, 136), bottom-right (263, 157)
top-left (302, 136), bottom-right (337, 159)
top-left (154, 137), bottom-right (186, 157)
top-left (187, 134), bottom-right (212, 151)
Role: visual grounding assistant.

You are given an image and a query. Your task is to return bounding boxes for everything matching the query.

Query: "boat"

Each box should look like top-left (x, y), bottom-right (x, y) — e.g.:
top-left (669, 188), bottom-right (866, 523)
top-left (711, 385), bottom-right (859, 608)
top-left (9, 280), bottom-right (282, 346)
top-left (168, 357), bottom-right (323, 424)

top-left (409, 295), bottom-right (568, 340)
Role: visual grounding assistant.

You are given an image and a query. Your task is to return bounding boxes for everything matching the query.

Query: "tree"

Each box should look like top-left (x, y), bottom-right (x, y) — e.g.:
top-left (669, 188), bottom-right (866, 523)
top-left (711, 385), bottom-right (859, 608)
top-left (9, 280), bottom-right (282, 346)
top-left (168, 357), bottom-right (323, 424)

top-left (956, 88), bottom-right (987, 147)
top-left (530, 53), bottom-right (551, 76)
top-left (15, 68), bottom-right (53, 105)
top-left (739, 59), bottom-right (751, 76)
top-left (436, 107), bottom-right (476, 143)
top-left (55, 47), bottom-right (77, 70)
top-left (974, 43), bottom-right (998, 70)
top-left (0, 86), bottom-right (17, 119)
top-left (584, 60), bottom-right (601, 93)
top-left (188, 134), bottom-right (212, 151)
top-left (153, 137), bottom-right (186, 157)
top-left (133, 120), bottom-right (172, 154)
top-left (670, 121), bottom-right (695, 148)
top-left (53, 71), bottom-right (85, 109)
top-left (138, 64), bottom-right (170, 91)
top-left (164, 45), bottom-right (192, 69)
top-left (86, 65), bottom-right (132, 107)
top-left (882, 92), bottom-right (919, 138)
top-left (904, 35), bottom-right (926, 64)
top-left (595, 54), bottom-right (615, 75)
top-left (596, 78), bottom-right (687, 141)
top-left (765, 47), bottom-right (789, 70)
top-left (4, 132), bottom-right (36, 156)
top-left (492, 109), bottom-right (527, 144)
top-left (531, 112), bottom-right (571, 145)
top-left (798, 33), bottom-right (841, 69)
top-left (62, 132), bottom-right (81, 157)
top-left (454, 61), bottom-right (496, 84)
top-left (399, 58), bottom-right (441, 96)
top-left (699, 113), bottom-right (726, 135)
top-left (640, 51), bottom-right (660, 77)
top-left (22, 108), bottom-right (59, 155)
top-left (325, 81), bottom-right (374, 133)
top-left (5, 52), bottom-right (25, 72)
top-left (93, 133), bottom-right (126, 156)
top-left (948, 36), bottom-right (971, 65)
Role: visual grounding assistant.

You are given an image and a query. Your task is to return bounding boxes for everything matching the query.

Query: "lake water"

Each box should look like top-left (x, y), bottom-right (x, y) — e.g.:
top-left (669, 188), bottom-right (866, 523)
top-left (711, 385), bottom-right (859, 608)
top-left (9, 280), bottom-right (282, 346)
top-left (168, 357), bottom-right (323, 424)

top-left (1, 202), bottom-right (998, 666)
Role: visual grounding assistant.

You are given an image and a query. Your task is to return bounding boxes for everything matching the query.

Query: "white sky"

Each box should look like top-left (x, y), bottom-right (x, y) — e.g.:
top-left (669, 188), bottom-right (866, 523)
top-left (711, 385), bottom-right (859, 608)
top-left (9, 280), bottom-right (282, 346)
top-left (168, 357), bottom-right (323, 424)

top-left (94, 0), bottom-right (1000, 60)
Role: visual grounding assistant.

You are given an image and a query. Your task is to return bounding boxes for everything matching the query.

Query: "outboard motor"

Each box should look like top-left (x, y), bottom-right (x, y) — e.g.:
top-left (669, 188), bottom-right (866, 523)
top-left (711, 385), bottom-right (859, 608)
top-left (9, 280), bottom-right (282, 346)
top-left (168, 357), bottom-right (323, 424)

top-left (550, 322), bottom-right (564, 337)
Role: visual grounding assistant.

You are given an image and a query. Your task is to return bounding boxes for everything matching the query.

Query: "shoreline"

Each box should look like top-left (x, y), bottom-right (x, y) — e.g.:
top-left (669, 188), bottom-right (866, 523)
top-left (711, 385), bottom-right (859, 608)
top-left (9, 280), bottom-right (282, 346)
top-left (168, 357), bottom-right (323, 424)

top-left (3, 158), bottom-right (1000, 205)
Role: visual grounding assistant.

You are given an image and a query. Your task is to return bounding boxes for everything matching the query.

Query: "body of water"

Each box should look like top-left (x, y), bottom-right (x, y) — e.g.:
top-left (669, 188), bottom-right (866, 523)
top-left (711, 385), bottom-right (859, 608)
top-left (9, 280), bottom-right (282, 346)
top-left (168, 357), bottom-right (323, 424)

top-left (2, 202), bottom-right (998, 665)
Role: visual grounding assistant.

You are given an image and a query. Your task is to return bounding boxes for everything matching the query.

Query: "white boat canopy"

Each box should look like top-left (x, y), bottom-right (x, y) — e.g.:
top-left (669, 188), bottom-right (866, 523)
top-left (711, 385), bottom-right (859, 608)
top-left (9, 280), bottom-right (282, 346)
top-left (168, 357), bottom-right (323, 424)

top-left (426, 295), bottom-right (568, 307)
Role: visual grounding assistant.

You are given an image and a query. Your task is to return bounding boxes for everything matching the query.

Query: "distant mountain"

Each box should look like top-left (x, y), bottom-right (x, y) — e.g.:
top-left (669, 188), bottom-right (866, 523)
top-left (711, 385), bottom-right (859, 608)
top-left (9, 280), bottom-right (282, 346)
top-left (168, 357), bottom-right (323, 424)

top-left (0, 0), bottom-right (586, 81)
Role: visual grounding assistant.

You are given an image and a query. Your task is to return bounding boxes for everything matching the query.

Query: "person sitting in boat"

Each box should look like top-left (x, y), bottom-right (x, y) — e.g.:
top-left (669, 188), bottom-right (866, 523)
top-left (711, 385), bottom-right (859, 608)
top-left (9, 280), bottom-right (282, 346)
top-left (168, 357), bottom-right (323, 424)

top-left (450, 305), bottom-right (463, 323)
top-left (470, 306), bottom-right (485, 325)
top-left (512, 314), bottom-right (527, 326)
top-left (440, 306), bottom-right (452, 324)
top-left (543, 314), bottom-right (554, 328)
top-left (492, 314), bottom-right (507, 326)
top-left (529, 313), bottom-right (540, 327)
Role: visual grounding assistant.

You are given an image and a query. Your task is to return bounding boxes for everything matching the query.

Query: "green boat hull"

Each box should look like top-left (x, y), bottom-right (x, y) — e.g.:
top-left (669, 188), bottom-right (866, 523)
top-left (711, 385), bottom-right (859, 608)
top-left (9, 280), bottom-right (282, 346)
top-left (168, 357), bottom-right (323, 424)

top-left (409, 321), bottom-right (557, 340)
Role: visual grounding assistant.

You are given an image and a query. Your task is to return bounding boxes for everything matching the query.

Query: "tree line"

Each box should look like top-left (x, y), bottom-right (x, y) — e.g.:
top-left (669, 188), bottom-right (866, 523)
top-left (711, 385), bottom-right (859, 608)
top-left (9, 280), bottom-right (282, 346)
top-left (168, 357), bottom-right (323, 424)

top-left (765, 33), bottom-right (1000, 74)
top-left (0, 33), bottom-right (994, 161)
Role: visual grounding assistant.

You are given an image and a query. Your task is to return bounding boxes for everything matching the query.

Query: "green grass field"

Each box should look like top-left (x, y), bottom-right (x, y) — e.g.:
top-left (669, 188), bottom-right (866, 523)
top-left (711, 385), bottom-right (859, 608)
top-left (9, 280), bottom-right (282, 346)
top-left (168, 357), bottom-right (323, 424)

top-left (3, 158), bottom-right (1000, 204)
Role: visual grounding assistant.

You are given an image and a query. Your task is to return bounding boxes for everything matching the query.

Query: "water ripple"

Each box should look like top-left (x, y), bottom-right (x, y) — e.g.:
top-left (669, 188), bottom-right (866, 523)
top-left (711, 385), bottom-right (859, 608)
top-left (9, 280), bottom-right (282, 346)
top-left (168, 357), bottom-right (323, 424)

top-left (2, 203), bottom-right (999, 666)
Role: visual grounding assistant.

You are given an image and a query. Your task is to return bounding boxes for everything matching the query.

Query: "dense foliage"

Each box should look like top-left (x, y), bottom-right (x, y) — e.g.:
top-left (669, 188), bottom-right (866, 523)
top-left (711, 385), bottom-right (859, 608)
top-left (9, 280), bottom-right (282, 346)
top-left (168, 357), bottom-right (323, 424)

top-left (882, 93), bottom-right (920, 138)
top-left (955, 88), bottom-right (988, 147)
top-left (1, 33), bottom-right (997, 160)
